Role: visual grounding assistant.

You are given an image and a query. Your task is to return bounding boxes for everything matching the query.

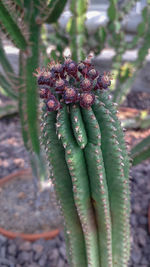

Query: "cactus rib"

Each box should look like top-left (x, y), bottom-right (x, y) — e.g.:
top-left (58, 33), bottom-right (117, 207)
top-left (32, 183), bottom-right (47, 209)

top-left (41, 108), bottom-right (87, 267)
top-left (70, 104), bottom-right (88, 149)
top-left (93, 98), bottom-right (130, 267)
top-left (82, 107), bottom-right (113, 267)
top-left (56, 105), bottom-right (100, 267)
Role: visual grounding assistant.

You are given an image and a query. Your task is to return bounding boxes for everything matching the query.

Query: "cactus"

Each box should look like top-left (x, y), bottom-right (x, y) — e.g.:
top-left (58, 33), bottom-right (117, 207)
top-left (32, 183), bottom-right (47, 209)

top-left (67, 0), bottom-right (88, 61)
top-left (38, 57), bottom-right (130, 266)
top-left (0, 0), bottom-right (68, 180)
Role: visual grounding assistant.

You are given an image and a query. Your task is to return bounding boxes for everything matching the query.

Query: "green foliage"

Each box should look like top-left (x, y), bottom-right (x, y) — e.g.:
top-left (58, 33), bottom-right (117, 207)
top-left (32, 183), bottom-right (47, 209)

top-left (67, 0), bottom-right (88, 61)
top-left (131, 135), bottom-right (150, 166)
top-left (0, 1), bottom-right (27, 50)
top-left (46, 0), bottom-right (68, 23)
top-left (0, 0), bottom-right (69, 181)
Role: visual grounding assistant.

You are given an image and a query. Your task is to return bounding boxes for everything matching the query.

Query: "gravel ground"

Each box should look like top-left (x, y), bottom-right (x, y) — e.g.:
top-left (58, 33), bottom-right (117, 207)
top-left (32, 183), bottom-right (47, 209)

top-left (0, 116), bottom-right (150, 266)
top-left (0, 232), bottom-right (68, 267)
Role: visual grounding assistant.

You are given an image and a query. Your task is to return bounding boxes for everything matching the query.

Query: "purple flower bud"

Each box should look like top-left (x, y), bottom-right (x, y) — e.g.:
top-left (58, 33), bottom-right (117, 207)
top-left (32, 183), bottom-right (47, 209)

top-left (80, 78), bottom-right (92, 92)
top-left (55, 77), bottom-right (67, 94)
top-left (78, 62), bottom-right (88, 75)
top-left (46, 95), bottom-right (61, 111)
top-left (96, 72), bottom-right (112, 89)
top-left (65, 61), bottom-right (77, 76)
top-left (63, 87), bottom-right (79, 104)
top-left (87, 68), bottom-right (98, 80)
top-left (39, 88), bottom-right (51, 99)
top-left (80, 92), bottom-right (95, 108)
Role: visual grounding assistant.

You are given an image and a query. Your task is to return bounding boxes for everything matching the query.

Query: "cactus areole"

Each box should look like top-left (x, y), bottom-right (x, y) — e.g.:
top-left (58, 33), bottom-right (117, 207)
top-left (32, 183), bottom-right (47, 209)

top-left (36, 56), bottom-right (130, 267)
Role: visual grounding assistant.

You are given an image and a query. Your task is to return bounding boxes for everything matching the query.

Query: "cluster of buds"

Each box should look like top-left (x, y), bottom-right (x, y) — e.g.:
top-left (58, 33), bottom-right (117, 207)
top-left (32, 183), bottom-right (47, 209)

top-left (34, 56), bottom-right (112, 112)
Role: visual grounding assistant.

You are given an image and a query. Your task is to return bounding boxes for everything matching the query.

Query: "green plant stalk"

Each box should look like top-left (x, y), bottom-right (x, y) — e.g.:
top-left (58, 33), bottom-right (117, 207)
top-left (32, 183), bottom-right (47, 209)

top-left (45, 0), bottom-right (68, 23)
top-left (41, 91), bottom-right (130, 266)
top-left (131, 135), bottom-right (150, 165)
top-left (67, 0), bottom-right (88, 61)
top-left (56, 105), bottom-right (100, 266)
top-left (0, 1), bottom-right (27, 50)
top-left (41, 107), bottom-right (87, 266)
top-left (0, 73), bottom-right (17, 99)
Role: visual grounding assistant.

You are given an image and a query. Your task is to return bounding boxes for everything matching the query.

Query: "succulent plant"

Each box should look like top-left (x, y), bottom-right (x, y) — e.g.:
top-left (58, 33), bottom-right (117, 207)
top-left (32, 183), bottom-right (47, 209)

top-left (38, 56), bottom-right (130, 267)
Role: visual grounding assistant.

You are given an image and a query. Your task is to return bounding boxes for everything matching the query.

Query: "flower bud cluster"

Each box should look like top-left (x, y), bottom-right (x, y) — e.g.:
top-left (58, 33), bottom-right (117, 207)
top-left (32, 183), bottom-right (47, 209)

top-left (34, 56), bottom-right (112, 111)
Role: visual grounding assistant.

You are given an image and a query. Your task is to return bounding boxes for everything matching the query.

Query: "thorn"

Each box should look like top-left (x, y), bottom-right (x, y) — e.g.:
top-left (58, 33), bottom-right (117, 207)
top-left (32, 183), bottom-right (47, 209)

top-left (113, 102), bottom-right (118, 106)
top-left (115, 140), bottom-right (119, 145)
top-left (75, 126), bottom-right (79, 132)
top-left (72, 104), bottom-right (77, 108)
top-left (112, 134), bottom-right (117, 138)
top-left (74, 116), bottom-right (78, 123)
top-left (91, 115), bottom-right (96, 120)
top-left (78, 135), bottom-right (82, 142)
top-left (67, 158), bottom-right (72, 164)
top-left (94, 124), bottom-right (99, 129)
top-left (58, 133), bottom-right (61, 139)
top-left (63, 143), bottom-right (67, 148)
top-left (110, 118), bottom-right (115, 123)
top-left (99, 101), bottom-right (105, 106)
top-left (98, 165), bottom-right (102, 170)
top-left (56, 122), bottom-right (61, 128)
top-left (67, 149), bottom-right (71, 155)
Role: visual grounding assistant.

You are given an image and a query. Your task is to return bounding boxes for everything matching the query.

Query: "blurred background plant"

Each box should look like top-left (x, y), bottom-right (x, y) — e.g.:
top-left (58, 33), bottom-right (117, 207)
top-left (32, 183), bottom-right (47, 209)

top-left (0, 0), bottom-right (150, 179)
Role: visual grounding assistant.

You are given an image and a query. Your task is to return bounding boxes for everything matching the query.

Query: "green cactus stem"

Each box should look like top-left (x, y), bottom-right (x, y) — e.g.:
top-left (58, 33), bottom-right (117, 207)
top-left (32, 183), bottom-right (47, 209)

top-left (38, 57), bottom-right (130, 267)
top-left (0, 1), bottom-right (27, 50)
top-left (70, 104), bottom-right (88, 149)
top-left (41, 107), bottom-right (88, 266)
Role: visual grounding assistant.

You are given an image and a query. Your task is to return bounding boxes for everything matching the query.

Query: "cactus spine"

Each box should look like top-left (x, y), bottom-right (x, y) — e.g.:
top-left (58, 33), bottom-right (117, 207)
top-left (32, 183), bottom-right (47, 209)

top-left (39, 57), bottom-right (130, 267)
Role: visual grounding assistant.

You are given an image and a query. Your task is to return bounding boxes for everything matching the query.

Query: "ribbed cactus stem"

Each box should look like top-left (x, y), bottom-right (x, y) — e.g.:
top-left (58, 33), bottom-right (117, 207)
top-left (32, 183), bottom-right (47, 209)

top-left (56, 105), bottom-right (100, 266)
top-left (38, 57), bottom-right (130, 267)
top-left (41, 107), bottom-right (87, 266)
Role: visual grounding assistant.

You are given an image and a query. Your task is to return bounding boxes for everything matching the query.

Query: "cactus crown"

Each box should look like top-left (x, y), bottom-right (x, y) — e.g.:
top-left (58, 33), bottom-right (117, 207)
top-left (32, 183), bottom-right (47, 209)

top-left (38, 57), bottom-right (130, 267)
top-left (34, 56), bottom-right (112, 111)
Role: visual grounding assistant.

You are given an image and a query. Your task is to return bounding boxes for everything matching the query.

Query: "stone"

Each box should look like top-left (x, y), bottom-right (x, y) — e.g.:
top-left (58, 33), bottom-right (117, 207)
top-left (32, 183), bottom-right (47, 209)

top-left (0, 234), bottom-right (7, 244)
top-left (57, 258), bottom-right (65, 267)
top-left (0, 246), bottom-right (6, 257)
top-left (32, 244), bottom-right (44, 254)
top-left (138, 228), bottom-right (147, 247)
top-left (19, 241), bottom-right (32, 251)
top-left (38, 255), bottom-right (47, 267)
top-left (17, 251), bottom-right (33, 264)
top-left (139, 215), bottom-right (147, 225)
top-left (28, 264), bottom-right (40, 267)
top-left (131, 246), bottom-right (142, 264)
top-left (8, 244), bottom-right (17, 255)
top-left (133, 203), bottom-right (141, 213)
top-left (141, 256), bottom-right (149, 265)
top-left (59, 245), bottom-right (66, 258)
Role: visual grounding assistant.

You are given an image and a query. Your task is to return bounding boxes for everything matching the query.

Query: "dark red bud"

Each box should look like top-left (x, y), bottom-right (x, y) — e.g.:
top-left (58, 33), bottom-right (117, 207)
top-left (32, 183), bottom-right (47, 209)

top-left (87, 68), bottom-right (98, 80)
top-left (80, 78), bottom-right (92, 91)
top-left (46, 95), bottom-right (61, 111)
top-left (55, 78), bottom-right (67, 94)
top-left (63, 87), bottom-right (79, 104)
top-left (39, 88), bottom-right (51, 99)
top-left (80, 92), bottom-right (95, 108)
